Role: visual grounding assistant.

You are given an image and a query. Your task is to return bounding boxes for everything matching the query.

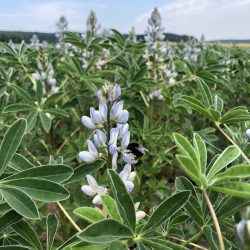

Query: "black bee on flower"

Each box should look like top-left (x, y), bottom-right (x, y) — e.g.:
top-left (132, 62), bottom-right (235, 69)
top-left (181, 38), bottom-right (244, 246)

top-left (127, 143), bottom-right (146, 161)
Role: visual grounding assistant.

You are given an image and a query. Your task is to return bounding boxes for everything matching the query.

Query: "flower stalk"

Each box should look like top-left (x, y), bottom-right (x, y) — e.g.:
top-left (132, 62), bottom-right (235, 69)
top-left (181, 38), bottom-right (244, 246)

top-left (203, 190), bottom-right (225, 250)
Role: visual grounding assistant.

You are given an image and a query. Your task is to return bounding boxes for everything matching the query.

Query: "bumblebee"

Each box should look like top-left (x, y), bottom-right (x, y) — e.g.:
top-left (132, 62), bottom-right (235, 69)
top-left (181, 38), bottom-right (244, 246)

top-left (127, 143), bottom-right (145, 160)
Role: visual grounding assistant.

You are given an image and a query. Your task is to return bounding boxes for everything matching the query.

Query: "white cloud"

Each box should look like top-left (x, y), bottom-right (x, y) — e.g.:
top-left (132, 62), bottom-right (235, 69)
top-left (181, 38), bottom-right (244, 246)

top-left (0, 1), bottom-right (106, 32)
top-left (134, 0), bottom-right (250, 40)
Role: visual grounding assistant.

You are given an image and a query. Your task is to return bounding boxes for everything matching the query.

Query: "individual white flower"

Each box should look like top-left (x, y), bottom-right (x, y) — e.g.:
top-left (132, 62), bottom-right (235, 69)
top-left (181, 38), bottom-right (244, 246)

top-left (119, 164), bottom-right (136, 192)
top-left (134, 202), bottom-right (146, 222)
top-left (118, 123), bottom-right (129, 138)
top-left (48, 78), bottom-right (56, 86)
top-left (33, 72), bottom-right (40, 80)
top-left (81, 175), bottom-right (107, 205)
top-left (93, 129), bottom-right (107, 148)
top-left (40, 71), bottom-right (47, 80)
top-left (79, 139), bottom-right (99, 163)
top-left (112, 151), bottom-right (118, 170)
top-left (120, 131), bottom-right (138, 164)
top-left (111, 101), bottom-right (129, 124)
top-left (108, 84), bottom-right (121, 102)
top-left (246, 129), bottom-right (250, 139)
top-left (91, 108), bottom-right (102, 125)
top-left (109, 128), bottom-right (119, 154)
top-left (96, 89), bottom-right (103, 102)
top-left (51, 85), bottom-right (59, 93)
top-left (99, 102), bottom-right (107, 121)
top-left (81, 115), bottom-right (95, 129)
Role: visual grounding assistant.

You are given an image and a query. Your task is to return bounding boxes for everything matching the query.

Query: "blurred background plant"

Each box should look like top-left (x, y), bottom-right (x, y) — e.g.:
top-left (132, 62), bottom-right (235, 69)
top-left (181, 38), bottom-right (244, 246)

top-left (0, 6), bottom-right (250, 250)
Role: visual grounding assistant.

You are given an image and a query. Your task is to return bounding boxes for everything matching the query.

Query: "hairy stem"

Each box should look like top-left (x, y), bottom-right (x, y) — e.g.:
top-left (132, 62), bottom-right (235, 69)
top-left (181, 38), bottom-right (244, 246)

top-left (203, 190), bottom-right (224, 250)
top-left (169, 236), bottom-right (208, 250)
top-left (215, 122), bottom-right (250, 164)
top-left (56, 201), bottom-right (81, 232)
top-left (107, 102), bottom-right (112, 168)
top-left (182, 229), bottom-right (203, 246)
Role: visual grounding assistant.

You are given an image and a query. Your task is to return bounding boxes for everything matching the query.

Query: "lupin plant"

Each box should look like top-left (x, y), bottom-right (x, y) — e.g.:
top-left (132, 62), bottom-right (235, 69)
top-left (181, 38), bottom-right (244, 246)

top-left (55, 15), bottom-right (71, 53)
top-left (65, 83), bottom-right (192, 249)
top-left (30, 34), bottom-right (40, 50)
top-left (183, 37), bottom-right (201, 62)
top-left (86, 10), bottom-right (101, 39)
top-left (79, 83), bottom-right (140, 173)
top-left (32, 47), bottom-right (59, 94)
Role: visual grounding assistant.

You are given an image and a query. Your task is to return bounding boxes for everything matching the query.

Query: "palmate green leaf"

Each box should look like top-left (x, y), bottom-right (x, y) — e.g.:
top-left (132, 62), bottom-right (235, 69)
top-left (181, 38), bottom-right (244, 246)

top-left (77, 219), bottom-right (133, 243)
top-left (74, 207), bottom-right (105, 223)
top-left (193, 133), bottom-right (207, 175)
top-left (109, 241), bottom-right (125, 250)
top-left (12, 220), bottom-right (42, 250)
top-left (169, 214), bottom-right (189, 228)
top-left (57, 233), bottom-right (79, 250)
top-left (0, 203), bottom-right (11, 215)
top-left (209, 181), bottom-right (250, 198)
top-left (211, 164), bottom-right (250, 184)
top-left (26, 112), bottom-right (38, 133)
top-left (0, 119), bottom-right (27, 176)
top-left (175, 176), bottom-right (197, 198)
top-left (8, 153), bottom-right (35, 172)
top-left (215, 196), bottom-right (250, 221)
top-left (108, 169), bottom-right (136, 232)
top-left (101, 195), bottom-right (122, 222)
top-left (208, 107), bottom-right (221, 121)
top-left (70, 241), bottom-right (108, 250)
top-left (214, 95), bottom-right (223, 112)
top-left (4, 103), bottom-right (34, 113)
top-left (207, 146), bottom-right (240, 181)
top-left (173, 133), bottom-right (199, 167)
top-left (36, 81), bottom-right (43, 104)
top-left (0, 246), bottom-right (31, 249)
top-left (9, 84), bottom-right (34, 105)
top-left (2, 178), bottom-right (69, 202)
top-left (196, 78), bottom-right (213, 108)
top-left (45, 108), bottom-right (69, 117)
top-left (0, 187), bottom-right (39, 219)
top-left (220, 106), bottom-right (250, 124)
top-left (179, 95), bottom-right (214, 120)
top-left (43, 92), bottom-right (64, 106)
top-left (39, 111), bottom-right (52, 132)
top-left (0, 210), bottom-right (22, 232)
top-left (140, 191), bottom-right (191, 234)
top-left (143, 238), bottom-right (188, 250)
top-left (66, 160), bottom-right (105, 184)
top-left (176, 155), bottom-right (202, 186)
top-left (46, 214), bottom-right (58, 250)
top-left (2, 164), bottom-right (73, 183)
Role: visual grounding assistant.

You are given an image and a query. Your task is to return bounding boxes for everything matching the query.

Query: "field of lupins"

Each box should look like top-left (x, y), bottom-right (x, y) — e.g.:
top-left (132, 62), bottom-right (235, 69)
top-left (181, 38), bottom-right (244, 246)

top-left (0, 7), bottom-right (250, 250)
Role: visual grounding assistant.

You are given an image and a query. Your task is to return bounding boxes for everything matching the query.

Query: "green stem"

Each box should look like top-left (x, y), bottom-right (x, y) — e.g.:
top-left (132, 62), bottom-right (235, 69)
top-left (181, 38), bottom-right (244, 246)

top-left (182, 229), bottom-right (203, 246)
top-left (215, 122), bottom-right (250, 164)
top-left (203, 190), bottom-right (224, 250)
top-left (169, 236), bottom-right (208, 250)
top-left (56, 128), bottom-right (80, 155)
top-left (56, 201), bottom-right (81, 232)
top-left (166, 75), bottom-right (196, 88)
top-left (107, 102), bottom-right (112, 168)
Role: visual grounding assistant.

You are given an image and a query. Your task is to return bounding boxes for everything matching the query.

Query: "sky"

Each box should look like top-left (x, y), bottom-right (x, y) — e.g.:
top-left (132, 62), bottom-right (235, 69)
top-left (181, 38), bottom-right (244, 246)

top-left (1, 0), bottom-right (250, 40)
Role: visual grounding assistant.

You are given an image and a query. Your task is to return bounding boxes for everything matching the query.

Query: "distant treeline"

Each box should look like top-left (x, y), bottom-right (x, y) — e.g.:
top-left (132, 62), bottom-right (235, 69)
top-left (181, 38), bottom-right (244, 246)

top-left (0, 31), bottom-right (56, 43)
top-left (0, 30), bottom-right (195, 43)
